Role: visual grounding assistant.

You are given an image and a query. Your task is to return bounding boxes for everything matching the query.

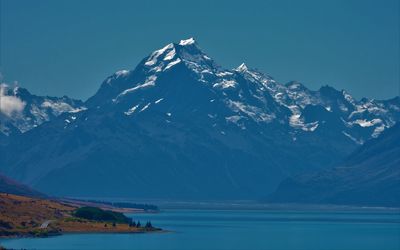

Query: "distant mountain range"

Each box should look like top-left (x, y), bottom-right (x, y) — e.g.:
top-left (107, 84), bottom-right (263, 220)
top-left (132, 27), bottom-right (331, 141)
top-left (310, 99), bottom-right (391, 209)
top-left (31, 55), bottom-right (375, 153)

top-left (0, 84), bottom-right (84, 139)
top-left (0, 38), bottom-right (398, 200)
top-left (268, 123), bottom-right (400, 207)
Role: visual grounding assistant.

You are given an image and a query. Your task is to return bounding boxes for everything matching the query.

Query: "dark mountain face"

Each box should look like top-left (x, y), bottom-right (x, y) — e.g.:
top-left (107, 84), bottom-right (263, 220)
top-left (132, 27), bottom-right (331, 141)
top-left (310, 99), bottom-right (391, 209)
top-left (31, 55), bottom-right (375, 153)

top-left (268, 124), bottom-right (400, 207)
top-left (0, 38), bottom-right (399, 200)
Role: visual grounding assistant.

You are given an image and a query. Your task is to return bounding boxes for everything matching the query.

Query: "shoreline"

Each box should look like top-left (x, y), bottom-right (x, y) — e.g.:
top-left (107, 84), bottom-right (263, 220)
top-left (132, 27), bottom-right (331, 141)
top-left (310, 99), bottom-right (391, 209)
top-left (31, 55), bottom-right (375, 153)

top-left (0, 193), bottom-right (162, 240)
top-left (145, 202), bottom-right (400, 211)
top-left (74, 197), bottom-right (400, 211)
top-left (0, 228), bottom-right (164, 239)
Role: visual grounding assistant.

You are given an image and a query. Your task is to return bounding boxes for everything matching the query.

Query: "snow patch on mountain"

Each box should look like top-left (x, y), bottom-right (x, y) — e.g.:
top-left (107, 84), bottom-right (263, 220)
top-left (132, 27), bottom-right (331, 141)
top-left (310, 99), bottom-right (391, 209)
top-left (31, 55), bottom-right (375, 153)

top-left (164, 58), bottom-right (181, 71)
top-left (69, 107), bottom-right (87, 113)
top-left (164, 48), bottom-right (176, 61)
top-left (106, 70), bottom-right (130, 84)
top-left (115, 75), bottom-right (157, 101)
top-left (226, 100), bottom-right (275, 123)
top-left (352, 118), bottom-right (382, 127)
top-left (41, 100), bottom-right (78, 116)
top-left (145, 43), bottom-right (174, 66)
top-left (179, 37), bottom-right (195, 46)
top-left (115, 70), bottom-right (129, 77)
top-left (124, 104), bottom-right (139, 116)
top-left (342, 131), bottom-right (363, 144)
top-left (235, 63), bottom-right (248, 72)
top-left (140, 103), bottom-right (151, 112)
top-left (213, 79), bottom-right (237, 89)
top-left (372, 124), bottom-right (386, 138)
top-left (154, 98), bottom-right (163, 104)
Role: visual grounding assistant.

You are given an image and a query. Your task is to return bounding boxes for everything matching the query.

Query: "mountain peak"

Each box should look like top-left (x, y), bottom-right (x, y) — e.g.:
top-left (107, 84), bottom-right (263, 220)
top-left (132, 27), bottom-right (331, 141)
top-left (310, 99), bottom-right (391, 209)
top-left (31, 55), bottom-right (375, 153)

top-left (179, 37), bottom-right (196, 46)
top-left (139, 38), bottom-right (217, 76)
top-left (235, 63), bottom-right (248, 72)
top-left (143, 38), bottom-right (206, 68)
top-left (318, 85), bottom-right (343, 97)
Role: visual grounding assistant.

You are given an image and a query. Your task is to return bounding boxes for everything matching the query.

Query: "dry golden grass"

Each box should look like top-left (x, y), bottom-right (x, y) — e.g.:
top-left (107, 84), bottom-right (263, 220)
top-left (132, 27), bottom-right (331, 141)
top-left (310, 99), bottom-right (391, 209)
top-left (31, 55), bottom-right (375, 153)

top-left (0, 193), bottom-right (76, 235)
top-left (0, 193), bottom-right (159, 237)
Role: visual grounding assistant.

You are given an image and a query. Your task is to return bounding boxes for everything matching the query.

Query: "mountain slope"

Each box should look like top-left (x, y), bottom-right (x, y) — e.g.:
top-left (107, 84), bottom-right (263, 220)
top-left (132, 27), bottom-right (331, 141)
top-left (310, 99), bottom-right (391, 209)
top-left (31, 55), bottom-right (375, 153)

top-left (268, 123), bottom-right (400, 207)
top-left (0, 173), bottom-right (45, 198)
top-left (0, 38), bottom-right (399, 200)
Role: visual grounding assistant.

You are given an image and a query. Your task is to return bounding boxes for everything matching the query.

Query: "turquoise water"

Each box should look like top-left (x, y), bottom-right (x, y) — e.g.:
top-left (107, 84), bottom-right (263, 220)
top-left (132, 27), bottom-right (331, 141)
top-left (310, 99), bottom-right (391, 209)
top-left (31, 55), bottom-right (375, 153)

top-left (1, 209), bottom-right (400, 250)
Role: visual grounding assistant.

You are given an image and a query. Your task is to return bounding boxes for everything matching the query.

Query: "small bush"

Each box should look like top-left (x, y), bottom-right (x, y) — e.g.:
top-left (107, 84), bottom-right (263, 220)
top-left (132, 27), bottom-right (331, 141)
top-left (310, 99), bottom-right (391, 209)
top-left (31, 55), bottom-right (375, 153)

top-left (73, 207), bottom-right (131, 223)
top-left (0, 220), bottom-right (12, 229)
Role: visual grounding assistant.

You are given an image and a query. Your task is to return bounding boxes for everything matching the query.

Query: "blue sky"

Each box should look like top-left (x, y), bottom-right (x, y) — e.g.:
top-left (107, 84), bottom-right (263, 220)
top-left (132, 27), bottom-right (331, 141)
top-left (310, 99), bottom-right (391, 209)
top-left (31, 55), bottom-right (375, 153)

top-left (0, 0), bottom-right (399, 100)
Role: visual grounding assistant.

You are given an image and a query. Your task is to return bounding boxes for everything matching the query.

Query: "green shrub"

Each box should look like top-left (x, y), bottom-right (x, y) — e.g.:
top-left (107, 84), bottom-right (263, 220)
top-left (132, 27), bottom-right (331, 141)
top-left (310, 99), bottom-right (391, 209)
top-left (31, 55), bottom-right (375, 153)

top-left (73, 207), bottom-right (131, 224)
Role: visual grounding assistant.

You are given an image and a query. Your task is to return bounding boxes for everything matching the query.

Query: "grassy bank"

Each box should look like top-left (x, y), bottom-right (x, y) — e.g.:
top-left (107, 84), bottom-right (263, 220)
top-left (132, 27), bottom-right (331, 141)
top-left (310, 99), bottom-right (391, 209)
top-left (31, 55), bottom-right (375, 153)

top-left (0, 193), bottom-right (161, 238)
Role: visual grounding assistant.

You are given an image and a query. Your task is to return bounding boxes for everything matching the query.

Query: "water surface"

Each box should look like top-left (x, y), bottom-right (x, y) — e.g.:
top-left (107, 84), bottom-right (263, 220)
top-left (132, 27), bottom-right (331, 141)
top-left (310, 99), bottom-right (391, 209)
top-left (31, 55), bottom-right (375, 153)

top-left (2, 209), bottom-right (399, 250)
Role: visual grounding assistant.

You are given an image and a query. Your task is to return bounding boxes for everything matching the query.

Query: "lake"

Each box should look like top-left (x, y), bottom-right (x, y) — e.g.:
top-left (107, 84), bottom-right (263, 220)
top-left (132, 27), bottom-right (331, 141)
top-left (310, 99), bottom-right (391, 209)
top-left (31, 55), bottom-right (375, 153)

top-left (1, 209), bottom-right (400, 250)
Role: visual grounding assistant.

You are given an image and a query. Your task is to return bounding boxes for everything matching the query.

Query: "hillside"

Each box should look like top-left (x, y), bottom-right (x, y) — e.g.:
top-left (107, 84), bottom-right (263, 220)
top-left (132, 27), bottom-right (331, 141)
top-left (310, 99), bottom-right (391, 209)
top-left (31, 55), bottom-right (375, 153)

top-left (268, 124), bottom-right (400, 207)
top-left (0, 193), bottom-right (159, 237)
top-left (0, 173), bottom-right (45, 198)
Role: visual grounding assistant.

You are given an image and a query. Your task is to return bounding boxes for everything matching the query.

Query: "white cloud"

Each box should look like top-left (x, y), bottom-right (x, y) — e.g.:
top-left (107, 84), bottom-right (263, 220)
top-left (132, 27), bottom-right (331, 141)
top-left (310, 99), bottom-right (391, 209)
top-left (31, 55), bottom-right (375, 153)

top-left (0, 83), bottom-right (26, 117)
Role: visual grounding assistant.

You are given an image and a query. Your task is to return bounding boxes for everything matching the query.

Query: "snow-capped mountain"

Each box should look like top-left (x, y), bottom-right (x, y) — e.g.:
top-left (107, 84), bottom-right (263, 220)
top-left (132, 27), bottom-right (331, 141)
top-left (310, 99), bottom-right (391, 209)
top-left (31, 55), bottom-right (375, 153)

top-left (0, 83), bottom-right (85, 137)
top-left (87, 38), bottom-right (399, 144)
top-left (0, 38), bottom-right (398, 199)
